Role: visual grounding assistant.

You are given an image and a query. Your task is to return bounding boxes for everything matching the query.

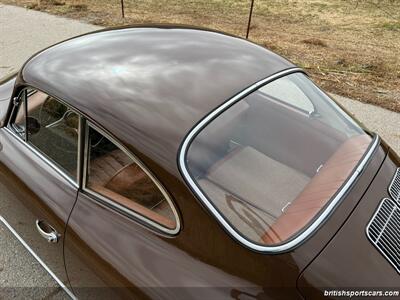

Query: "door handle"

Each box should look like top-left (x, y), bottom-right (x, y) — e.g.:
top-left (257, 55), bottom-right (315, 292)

top-left (35, 220), bottom-right (60, 243)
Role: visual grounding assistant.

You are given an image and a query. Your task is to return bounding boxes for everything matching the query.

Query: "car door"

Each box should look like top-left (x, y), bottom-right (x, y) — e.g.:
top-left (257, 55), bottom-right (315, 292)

top-left (0, 87), bottom-right (81, 297)
top-left (64, 121), bottom-right (181, 299)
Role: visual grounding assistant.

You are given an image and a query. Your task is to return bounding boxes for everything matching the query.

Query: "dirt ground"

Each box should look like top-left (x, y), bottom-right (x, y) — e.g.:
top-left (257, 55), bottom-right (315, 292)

top-left (3, 0), bottom-right (399, 112)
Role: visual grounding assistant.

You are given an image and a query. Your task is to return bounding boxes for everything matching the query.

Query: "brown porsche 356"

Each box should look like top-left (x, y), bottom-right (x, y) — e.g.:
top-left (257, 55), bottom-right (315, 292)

top-left (0, 26), bottom-right (399, 299)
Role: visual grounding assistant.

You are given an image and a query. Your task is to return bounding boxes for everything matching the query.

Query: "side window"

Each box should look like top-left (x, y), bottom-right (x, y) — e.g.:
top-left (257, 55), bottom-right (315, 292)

top-left (11, 89), bottom-right (79, 180)
top-left (85, 125), bottom-right (178, 231)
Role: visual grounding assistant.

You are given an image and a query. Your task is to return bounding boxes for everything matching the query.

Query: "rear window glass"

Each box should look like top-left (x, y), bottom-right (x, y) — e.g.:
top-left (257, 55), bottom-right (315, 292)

top-left (185, 72), bottom-right (372, 246)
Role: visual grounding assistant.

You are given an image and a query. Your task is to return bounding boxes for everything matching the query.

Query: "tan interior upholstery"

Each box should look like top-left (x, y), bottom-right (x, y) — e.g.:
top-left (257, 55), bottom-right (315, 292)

top-left (198, 134), bottom-right (371, 245)
top-left (261, 134), bottom-right (372, 244)
top-left (198, 179), bottom-right (276, 241)
top-left (89, 150), bottom-right (131, 187)
top-left (90, 184), bottom-right (175, 229)
top-left (205, 146), bottom-right (309, 217)
top-left (198, 146), bottom-right (309, 242)
top-left (105, 163), bottom-right (175, 221)
top-left (88, 149), bottom-right (175, 228)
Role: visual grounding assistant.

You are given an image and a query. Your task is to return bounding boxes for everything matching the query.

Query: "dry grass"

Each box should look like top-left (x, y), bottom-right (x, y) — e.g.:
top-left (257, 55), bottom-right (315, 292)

top-left (302, 38), bottom-right (327, 47)
top-left (3, 0), bottom-right (400, 112)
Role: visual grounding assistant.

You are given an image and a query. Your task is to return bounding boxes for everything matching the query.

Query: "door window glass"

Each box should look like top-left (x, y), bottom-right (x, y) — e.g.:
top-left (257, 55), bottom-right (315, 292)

top-left (11, 89), bottom-right (79, 180)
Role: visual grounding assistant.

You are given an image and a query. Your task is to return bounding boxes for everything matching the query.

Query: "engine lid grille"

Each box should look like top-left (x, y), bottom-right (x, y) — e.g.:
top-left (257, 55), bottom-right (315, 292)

top-left (389, 168), bottom-right (400, 204)
top-left (366, 198), bottom-right (400, 274)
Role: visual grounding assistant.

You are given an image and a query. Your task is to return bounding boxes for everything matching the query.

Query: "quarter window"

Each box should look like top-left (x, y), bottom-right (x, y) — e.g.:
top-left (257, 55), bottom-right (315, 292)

top-left (85, 125), bottom-right (177, 231)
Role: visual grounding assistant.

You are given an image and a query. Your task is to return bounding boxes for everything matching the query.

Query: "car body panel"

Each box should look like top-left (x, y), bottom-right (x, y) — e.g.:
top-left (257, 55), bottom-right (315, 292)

top-left (64, 182), bottom-right (303, 299)
top-left (63, 140), bottom-right (388, 299)
top-left (0, 128), bottom-right (78, 287)
top-left (290, 142), bottom-right (388, 269)
top-left (298, 151), bottom-right (400, 298)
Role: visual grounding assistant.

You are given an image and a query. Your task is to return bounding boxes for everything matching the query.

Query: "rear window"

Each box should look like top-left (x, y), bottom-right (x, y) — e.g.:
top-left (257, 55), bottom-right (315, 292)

top-left (184, 72), bottom-right (372, 248)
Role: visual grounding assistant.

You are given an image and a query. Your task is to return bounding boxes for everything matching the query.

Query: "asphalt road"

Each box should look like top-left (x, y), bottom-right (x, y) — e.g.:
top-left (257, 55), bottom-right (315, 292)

top-left (0, 3), bottom-right (399, 297)
top-left (0, 4), bottom-right (98, 299)
top-left (0, 4), bottom-right (99, 78)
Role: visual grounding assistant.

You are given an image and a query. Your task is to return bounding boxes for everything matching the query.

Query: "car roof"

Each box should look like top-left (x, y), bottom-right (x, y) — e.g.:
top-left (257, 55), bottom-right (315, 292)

top-left (21, 25), bottom-right (295, 176)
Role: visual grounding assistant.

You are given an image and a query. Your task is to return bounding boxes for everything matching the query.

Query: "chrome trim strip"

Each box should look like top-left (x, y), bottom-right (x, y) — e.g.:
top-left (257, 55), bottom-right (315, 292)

top-left (0, 215), bottom-right (76, 300)
top-left (76, 115), bottom-right (85, 188)
top-left (366, 198), bottom-right (400, 274)
top-left (4, 127), bottom-right (79, 189)
top-left (82, 121), bottom-right (181, 235)
top-left (4, 127), bottom-right (79, 188)
top-left (179, 68), bottom-right (380, 253)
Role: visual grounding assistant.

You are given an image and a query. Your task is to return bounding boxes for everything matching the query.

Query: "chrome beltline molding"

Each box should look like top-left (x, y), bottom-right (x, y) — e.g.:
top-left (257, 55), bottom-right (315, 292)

top-left (0, 215), bottom-right (76, 299)
top-left (179, 67), bottom-right (380, 253)
top-left (4, 127), bottom-right (79, 189)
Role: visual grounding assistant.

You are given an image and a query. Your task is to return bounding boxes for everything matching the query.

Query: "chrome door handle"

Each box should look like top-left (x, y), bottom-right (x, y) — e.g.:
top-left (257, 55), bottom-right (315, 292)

top-left (35, 220), bottom-right (60, 243)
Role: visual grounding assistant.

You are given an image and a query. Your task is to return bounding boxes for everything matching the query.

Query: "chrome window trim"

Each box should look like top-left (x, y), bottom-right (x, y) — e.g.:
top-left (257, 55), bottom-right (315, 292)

top-left (4, 127), bottom-right (78, 188)
top-left (10, 89), bottom-right (27, 139)
top-left (76, 115), bottom-right (84, 187)
top-left (0, 215), bottom-right (76, 300)
top-left (179, 67), bottom-right (380, 253)
top-left (82, 121), bottom-right (181, 236)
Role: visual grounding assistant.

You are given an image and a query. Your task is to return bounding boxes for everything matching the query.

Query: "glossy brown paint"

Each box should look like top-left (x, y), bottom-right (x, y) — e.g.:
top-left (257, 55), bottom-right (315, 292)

top-left (19, 26), bottom-right (295, 176)
top-left (0, 128), bottom-right (78, 286)
top-left (290, 142), bottom-right (388, 269)
top-left (62, 138), bottom-right (390, 299)
top-left (298, 153), bottom-right (400, 298)
top-left (65, 172), bottom-right (302, 299)
top-left (0, 26), bottom-right (397, 299)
